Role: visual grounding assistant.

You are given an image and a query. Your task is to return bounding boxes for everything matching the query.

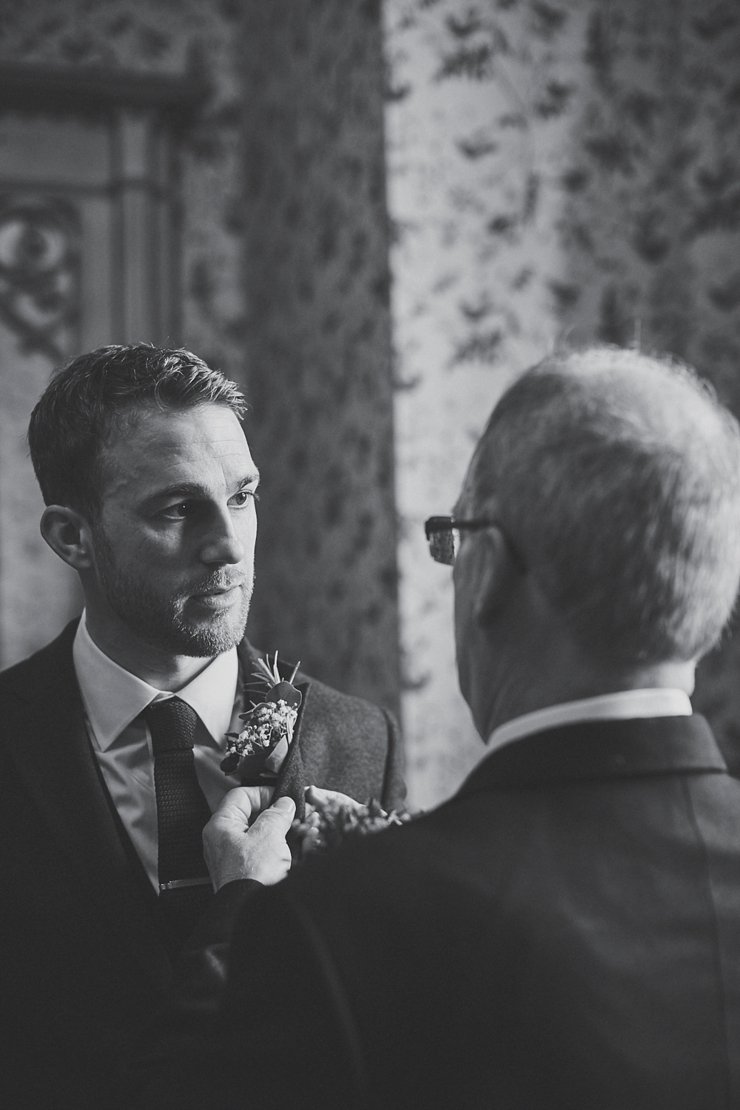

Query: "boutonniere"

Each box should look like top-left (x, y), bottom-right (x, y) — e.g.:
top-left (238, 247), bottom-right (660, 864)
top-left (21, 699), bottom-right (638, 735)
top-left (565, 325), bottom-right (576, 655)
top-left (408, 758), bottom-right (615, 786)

top-left (221, 652), bottom-right (302, 781)
top-left (289, 789), bottom-right (414, 862)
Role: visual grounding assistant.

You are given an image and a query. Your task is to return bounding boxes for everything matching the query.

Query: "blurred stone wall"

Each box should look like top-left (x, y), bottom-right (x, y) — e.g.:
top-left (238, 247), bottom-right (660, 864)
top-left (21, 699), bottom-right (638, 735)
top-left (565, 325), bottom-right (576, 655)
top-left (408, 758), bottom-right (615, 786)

top-left (236, 1), bottom-right (401, 716)
top-left (384, 0), bottom-right (740, 805)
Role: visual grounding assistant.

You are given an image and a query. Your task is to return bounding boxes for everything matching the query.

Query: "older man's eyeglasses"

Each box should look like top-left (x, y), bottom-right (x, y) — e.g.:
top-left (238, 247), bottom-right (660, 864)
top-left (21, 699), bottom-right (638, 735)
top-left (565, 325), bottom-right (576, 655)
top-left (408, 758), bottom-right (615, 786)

top-left (424, 515), bottom-right (526, 569)
top-left (424, 516), bottom-right (497, 566)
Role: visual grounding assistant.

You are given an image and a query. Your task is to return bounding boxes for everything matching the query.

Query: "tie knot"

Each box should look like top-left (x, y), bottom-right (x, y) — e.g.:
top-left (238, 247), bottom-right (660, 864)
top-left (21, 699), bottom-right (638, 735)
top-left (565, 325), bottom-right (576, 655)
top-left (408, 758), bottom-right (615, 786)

top-left (145, 697), bottom-right (199, 754)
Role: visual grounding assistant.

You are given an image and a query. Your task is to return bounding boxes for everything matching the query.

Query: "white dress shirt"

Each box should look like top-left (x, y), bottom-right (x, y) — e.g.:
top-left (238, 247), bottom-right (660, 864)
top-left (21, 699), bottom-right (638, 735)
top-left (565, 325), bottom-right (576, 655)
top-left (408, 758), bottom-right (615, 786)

top-left (73, 612), bottom-right (244, 890)
top-left (488, 688), bottom-right (693, 754)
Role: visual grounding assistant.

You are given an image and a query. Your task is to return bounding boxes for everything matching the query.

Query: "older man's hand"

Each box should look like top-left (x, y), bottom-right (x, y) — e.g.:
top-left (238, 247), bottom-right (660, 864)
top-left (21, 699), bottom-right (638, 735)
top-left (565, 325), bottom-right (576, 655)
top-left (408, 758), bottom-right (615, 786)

top-left (203, 787), bottom-right (296, 890)
top-left (305, 784), bottom-right (364, 812)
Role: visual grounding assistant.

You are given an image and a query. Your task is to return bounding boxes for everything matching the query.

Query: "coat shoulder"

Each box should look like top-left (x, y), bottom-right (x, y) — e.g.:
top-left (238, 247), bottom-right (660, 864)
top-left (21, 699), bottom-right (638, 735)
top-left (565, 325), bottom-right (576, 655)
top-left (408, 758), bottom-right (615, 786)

top-left (304, 674), bottom-right (392, 732)
top-left (296, 673), bottom-right (405, 808)
top-left (0, 620), bottom-right (80, 747)
top-left (0, 620), bottom-right (78, 694)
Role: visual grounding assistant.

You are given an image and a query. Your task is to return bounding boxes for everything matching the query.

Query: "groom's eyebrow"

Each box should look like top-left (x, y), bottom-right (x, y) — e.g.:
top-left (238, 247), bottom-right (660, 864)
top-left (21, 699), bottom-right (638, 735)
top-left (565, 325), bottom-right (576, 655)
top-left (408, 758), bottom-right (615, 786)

top-left (143, 472), bottom-right (261, 506)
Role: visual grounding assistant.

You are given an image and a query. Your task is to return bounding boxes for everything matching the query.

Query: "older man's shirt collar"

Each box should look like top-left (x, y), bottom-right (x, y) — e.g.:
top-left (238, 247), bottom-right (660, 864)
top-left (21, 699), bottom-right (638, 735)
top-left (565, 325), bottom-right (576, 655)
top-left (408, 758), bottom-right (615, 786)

top-left (488, 688), bottom-right (693, 753)
top-left (72, 612), bottom-right (238, 750)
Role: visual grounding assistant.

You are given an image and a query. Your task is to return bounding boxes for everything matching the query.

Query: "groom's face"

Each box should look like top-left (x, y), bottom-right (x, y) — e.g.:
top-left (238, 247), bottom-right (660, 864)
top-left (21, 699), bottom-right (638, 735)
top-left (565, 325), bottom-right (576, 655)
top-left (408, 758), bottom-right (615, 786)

top-left (85, 401), bottom-right (259, 658)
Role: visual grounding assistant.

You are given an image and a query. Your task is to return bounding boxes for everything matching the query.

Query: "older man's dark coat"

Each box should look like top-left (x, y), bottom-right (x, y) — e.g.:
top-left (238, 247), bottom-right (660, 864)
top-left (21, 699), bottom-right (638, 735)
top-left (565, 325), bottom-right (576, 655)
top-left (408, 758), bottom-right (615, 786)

top-left (132, 714), bottom-right (740, 1110)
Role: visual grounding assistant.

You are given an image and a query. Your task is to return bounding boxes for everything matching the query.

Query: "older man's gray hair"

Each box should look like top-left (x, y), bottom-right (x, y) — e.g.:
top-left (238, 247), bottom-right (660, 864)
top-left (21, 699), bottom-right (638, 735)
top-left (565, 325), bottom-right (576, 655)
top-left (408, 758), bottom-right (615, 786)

top-left (462, 345), bottom-right (740, 667)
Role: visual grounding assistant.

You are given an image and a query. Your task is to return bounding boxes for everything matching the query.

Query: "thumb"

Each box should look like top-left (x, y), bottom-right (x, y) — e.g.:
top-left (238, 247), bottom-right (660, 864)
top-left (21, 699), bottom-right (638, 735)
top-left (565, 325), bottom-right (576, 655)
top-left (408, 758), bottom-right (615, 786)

top-left (212, 786), bottom-right (273, 827)
top-left (253, 795), bottom-right (296, 833)
top-left (211, 786), bottom-right (254, 826)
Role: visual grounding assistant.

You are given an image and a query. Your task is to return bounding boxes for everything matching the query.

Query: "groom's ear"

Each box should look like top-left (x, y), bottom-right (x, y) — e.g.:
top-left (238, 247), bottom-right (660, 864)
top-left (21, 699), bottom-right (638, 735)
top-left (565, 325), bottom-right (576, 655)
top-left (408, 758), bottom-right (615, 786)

top-left (40, 505), bottom-right (94, 571)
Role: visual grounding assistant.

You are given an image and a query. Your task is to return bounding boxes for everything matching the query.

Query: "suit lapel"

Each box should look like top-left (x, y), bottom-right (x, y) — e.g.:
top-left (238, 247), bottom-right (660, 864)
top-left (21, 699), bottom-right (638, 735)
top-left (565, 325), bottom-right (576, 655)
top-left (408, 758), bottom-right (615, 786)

top-left (274, 680), bottom-right (310, 816)
top-left (237, 639), bottom-right (310, 815)
top-left (6, 623), bottom-right (169, 985)
top-left (458, 715), bottom-right (726, 798)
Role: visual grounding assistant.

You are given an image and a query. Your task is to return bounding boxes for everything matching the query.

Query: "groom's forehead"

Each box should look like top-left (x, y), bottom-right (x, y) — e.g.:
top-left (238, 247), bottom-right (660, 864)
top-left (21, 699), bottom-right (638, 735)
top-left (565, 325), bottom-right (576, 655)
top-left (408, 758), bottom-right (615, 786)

top-left (97, 403), bottom-right (252, 496)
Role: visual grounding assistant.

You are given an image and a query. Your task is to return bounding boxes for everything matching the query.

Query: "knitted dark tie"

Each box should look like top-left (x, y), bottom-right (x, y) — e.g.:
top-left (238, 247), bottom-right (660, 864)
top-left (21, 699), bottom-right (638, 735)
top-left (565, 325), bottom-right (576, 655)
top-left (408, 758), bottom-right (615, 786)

top-left (144, 697), bottom-right (213, 955)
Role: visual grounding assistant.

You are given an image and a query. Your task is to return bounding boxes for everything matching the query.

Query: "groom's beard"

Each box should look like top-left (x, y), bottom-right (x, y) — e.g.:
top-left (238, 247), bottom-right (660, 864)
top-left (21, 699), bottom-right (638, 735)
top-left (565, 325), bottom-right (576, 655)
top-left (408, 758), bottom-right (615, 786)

top-left (92, 523), bottom-right (253, 657)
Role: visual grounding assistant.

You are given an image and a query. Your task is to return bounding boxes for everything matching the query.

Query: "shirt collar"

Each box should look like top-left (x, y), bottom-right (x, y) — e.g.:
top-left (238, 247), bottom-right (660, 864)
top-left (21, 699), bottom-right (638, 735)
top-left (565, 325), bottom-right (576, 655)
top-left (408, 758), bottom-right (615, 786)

top-left (488, 688), bottom-right (693, 753)
top-left (72, 612), bottom-right (238, 751)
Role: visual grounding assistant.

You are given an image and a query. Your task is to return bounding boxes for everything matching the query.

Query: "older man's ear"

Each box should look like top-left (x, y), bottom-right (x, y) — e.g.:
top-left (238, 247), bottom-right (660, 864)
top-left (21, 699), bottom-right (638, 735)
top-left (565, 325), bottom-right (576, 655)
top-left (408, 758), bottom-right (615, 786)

top-left (471, 527), bottom-right (522, 628)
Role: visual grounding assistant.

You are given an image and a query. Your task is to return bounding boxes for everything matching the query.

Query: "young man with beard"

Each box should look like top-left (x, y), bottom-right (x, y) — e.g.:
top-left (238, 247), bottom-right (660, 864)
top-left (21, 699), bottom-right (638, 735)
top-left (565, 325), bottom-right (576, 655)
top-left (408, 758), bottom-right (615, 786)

top-left (0, 344), bottom-right (403, 1110)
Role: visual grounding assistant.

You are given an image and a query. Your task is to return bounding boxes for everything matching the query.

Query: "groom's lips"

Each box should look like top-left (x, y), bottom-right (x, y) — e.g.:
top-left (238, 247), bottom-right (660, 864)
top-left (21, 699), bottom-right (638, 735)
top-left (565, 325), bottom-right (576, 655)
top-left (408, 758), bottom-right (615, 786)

top-left (190, 582), bottom-right (244, 609)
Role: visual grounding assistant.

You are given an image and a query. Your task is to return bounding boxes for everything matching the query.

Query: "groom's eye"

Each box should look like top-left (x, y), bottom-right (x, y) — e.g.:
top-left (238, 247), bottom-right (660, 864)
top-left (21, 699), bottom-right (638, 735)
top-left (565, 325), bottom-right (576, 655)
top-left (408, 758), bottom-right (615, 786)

top-left (160, 501), bottom-right (192, 520)
top-left (230, 489), bottom-right (260, 508)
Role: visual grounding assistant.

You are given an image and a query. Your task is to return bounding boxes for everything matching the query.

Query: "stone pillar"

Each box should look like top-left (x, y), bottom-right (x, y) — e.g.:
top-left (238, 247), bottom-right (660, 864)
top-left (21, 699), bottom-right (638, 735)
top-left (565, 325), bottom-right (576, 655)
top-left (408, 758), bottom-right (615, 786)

top-left (238, 0), bottom-right (401, 715)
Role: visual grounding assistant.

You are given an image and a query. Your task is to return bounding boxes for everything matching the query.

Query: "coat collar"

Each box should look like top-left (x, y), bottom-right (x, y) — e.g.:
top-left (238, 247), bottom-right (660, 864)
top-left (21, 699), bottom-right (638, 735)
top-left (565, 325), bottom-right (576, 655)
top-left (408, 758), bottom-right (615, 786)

top-left (72, 614), bottom-right (239, 751)
top-left (457, 714), bottom-right (727, 798)
top-left (10, 629), bottom-right (316, 800)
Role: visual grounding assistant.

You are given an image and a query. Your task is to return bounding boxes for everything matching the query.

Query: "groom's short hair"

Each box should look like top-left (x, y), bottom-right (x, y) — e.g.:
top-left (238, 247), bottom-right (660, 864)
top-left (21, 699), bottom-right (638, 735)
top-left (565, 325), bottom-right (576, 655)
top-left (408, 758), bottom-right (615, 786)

top-left (461, 345), bottom-right (740, 666)
top-left (28, 343), bottom-right (246, 519)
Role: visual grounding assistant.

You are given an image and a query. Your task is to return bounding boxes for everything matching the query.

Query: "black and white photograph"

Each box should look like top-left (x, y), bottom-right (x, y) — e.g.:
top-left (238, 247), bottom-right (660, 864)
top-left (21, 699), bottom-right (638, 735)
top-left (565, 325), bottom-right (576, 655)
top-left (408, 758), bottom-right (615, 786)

top-left (1, 2), bottom-right (739, 1107)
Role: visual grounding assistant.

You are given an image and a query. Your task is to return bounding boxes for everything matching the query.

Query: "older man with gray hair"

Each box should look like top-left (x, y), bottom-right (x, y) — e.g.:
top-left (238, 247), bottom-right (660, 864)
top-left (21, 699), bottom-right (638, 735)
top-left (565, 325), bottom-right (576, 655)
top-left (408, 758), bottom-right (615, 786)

top-left (131, 346), bottom-right (740, 1110)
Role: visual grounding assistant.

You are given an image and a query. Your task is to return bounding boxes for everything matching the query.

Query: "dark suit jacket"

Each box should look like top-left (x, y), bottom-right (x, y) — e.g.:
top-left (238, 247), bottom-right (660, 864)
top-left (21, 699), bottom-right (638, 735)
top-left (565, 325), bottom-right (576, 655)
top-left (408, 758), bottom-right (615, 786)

top-left (130, 714), bottom-right (740, 1110)
top-left (0, 620), bottom-right (403, 1110)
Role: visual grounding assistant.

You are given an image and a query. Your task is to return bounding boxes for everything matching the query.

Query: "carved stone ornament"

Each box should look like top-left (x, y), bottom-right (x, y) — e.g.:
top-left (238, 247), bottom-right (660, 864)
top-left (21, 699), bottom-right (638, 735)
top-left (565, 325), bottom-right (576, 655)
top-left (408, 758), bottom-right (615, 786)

top-left (0, 195), bottom-right (80, 361)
